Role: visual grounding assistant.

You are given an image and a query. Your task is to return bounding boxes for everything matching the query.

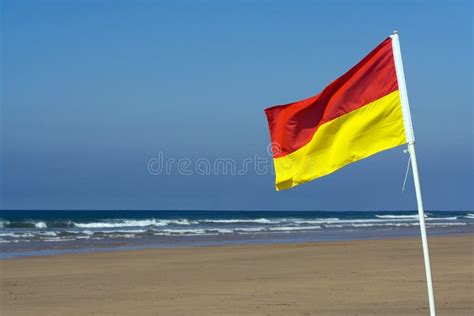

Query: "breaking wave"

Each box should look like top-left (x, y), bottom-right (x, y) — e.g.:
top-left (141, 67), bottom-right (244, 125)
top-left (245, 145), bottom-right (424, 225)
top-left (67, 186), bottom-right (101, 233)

top-left (201, 218), bottom-right (279, 224)
top-left (376, 215), bottom-right (420, 219)
top-left (73, 219), bottom-right (194, 228)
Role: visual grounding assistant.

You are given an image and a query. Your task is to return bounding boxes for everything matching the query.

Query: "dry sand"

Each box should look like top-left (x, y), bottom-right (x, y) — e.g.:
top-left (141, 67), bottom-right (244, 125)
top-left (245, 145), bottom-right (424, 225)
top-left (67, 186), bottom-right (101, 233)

top-left (1, 234), bottom-right (473, 315)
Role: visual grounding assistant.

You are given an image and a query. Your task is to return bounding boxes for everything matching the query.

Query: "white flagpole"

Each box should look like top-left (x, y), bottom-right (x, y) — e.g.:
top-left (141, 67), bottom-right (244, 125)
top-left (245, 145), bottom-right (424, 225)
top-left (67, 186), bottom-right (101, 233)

top-left (390, 31), bottom-right (436, 316)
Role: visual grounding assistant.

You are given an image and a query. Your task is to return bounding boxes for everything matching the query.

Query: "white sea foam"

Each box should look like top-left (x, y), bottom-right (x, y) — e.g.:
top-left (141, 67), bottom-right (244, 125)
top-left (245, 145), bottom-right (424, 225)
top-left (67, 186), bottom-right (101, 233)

top-left (201, 218), bottom-right (278, 224)
top-left (58, 230), bottom-right (92, 235)
top-left (269, 225), bottom-right (321, 231)
top-left (0, 232), bottom-right (19, 237)
top-left (466, 214), bottom-right (474, 219)
top-left (161, 228), bottom-right (208, 235)
top-left (350, 223), bottom-right (411, 227)
top-left (374, 215), bottom-right (457, 221)
top-left (376, 215), bottom-right (420, 219)
top-left (107, 233), bottom-right (137, 239)
top-left (328, 218), bottom-right (408, 224)
top-left (0, 219), bottom-right (9, 228)
top-left (75, 235), bottom-right (92, 240)
top-left (427, 217), bottom-right (458, 221)
top-left (43, 237), bottom-right (76, 242)
top-left (235, 227), bottom-right (267, 233)
top-left (212, 229), bottom-right (234, 234)
top-left (327, 221), bottom-right (465, 228)
top-left (34, 221), bottom-right (47, 228)
top-left (2, 232), bottom-right (36, 238)
top-left (425, 222), bottom-right (466, 227)
top-left (153, 229), bottom-right (219, 237)
top-left (73, 219), bottom-right (195, 228)
top-left (324, 224), bottom-right (344, 228)
top-left (293, 218), bottom-right (339, 224)
top-left (97, 229), bottom-right (148, 234)
top-left (37, 231), bottom-right (58, 237)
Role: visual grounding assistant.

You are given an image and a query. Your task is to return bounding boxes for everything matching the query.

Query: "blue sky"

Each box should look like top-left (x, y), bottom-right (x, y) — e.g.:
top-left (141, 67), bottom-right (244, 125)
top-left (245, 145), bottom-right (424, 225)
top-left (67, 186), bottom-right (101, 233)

top-left (1, 0), bottom-right (472, 210)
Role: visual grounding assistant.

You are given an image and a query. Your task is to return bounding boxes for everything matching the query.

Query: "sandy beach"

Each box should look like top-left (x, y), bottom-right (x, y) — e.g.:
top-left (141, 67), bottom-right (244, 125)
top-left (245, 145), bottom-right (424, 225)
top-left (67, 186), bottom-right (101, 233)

top-left (1, 234), bottom-right (473, 315)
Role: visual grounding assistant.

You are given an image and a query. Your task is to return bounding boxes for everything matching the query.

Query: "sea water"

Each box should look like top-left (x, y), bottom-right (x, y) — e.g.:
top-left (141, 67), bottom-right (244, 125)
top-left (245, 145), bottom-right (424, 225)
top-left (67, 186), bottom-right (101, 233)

top-left (1, 210), bottom-right (473, 258)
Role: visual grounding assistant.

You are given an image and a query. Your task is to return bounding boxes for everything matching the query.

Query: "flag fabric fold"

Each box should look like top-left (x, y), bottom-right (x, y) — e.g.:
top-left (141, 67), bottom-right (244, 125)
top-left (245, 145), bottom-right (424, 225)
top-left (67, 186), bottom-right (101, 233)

top-left (265, 37), bottom-right (406, 191)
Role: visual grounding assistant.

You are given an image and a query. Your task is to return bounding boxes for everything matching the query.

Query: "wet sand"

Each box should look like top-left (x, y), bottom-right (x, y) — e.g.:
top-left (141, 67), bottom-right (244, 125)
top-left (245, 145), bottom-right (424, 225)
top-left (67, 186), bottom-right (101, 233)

top-left (1, 234), bottom-right (473, 315)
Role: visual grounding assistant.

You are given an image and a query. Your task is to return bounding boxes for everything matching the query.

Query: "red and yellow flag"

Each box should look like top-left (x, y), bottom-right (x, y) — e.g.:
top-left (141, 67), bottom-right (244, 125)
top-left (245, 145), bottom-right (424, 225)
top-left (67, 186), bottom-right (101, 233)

top-left (265, 37), bottom-right (406, 190)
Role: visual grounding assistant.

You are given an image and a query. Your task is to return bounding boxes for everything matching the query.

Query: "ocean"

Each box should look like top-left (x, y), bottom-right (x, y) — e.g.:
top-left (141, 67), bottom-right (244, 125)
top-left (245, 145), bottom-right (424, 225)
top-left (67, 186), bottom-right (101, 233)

top-left (1, 210), bottom-right (473, 259)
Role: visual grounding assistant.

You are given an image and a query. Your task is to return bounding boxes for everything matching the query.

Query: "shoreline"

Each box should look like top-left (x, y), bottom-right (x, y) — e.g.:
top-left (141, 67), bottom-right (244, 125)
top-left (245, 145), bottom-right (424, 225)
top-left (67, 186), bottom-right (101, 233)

top-left (2, 229), bottom-right (473, 260)
top-left (1, 234), bottom-right (473, 315)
